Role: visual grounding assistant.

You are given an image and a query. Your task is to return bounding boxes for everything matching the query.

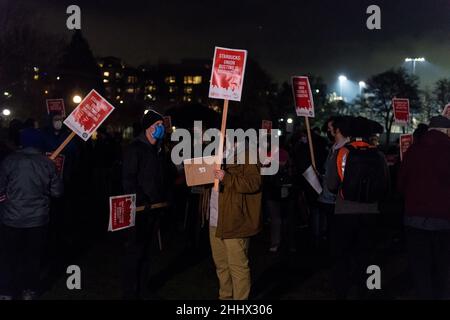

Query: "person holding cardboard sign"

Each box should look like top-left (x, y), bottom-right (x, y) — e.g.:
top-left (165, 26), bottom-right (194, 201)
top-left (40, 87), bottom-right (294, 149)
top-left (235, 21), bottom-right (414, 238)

top-left (209, 141), bottom-right (262, 300)
top-left (121, 109), bottom-right (172, 299)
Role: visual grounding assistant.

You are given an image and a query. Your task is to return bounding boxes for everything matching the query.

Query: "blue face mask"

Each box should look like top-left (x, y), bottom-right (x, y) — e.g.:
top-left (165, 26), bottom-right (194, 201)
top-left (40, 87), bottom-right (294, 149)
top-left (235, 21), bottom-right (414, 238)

top-left (152, 124), bottom-right (165, 140)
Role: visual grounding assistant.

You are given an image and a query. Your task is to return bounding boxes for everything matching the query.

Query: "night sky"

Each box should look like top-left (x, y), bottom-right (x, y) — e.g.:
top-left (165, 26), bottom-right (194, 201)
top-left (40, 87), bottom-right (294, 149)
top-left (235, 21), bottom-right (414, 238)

top-left (20, 0), bottom-right (450, 88)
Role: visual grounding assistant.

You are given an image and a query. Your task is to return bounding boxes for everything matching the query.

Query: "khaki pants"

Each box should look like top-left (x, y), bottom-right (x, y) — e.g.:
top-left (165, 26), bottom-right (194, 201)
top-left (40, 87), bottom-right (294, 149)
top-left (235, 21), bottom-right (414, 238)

top-left (209, 227), bottom-right (251, 300)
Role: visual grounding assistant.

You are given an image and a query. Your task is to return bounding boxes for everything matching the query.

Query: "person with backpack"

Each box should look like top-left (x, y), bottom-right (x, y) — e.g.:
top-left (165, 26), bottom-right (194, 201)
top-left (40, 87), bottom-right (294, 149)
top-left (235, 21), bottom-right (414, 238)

top-left (313, 116), bottom-right (350, 247)
top-left (327, 116), bottom-right (390, 299)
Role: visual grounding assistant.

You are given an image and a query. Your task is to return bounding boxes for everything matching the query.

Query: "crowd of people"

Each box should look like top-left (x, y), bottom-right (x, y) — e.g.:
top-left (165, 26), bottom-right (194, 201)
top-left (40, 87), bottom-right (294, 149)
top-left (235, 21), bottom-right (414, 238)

top-left (0, 108), bottom-right (449, 300)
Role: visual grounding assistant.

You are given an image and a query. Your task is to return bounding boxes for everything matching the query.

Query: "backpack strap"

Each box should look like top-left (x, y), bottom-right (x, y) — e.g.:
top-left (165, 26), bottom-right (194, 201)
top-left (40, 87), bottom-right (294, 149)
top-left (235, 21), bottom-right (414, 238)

top-left (336, 147), bottom-right (350, 182)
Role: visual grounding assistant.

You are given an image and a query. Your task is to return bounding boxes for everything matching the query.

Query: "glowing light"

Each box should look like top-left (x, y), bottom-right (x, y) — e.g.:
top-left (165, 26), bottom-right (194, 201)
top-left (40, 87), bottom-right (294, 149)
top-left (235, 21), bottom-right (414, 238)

top-left (287, 118), bottom-right (293, 124)
top-left (338, 75), bottom-right (347, 82)
top-left (73, 95), bottom-right (82, 104)
top-left (2, 109), bottom-right (11, 116)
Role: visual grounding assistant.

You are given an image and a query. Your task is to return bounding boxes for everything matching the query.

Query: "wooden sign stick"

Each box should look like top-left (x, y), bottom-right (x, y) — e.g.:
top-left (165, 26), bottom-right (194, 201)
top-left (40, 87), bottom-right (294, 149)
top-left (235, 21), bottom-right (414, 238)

top-left (49, 131), bottom-right (76, 160)
top-left (214, 99), bottom-right (229, 191)
top-left (136, 202), bottom-right (169, 213)
top-left (304, 116), bottom-right (317, 171)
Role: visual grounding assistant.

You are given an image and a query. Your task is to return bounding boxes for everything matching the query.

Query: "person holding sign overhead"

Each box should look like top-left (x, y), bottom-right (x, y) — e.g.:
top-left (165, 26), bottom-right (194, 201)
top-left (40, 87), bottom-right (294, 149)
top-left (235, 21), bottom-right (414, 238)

top-left (209, 139), bottom-right (262, 300)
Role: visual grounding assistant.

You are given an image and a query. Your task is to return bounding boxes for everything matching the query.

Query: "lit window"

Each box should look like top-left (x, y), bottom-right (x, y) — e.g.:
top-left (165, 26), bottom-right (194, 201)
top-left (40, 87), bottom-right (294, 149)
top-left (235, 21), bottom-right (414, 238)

top-left (165, 76), bottom-right (176, 84)
top-left (103, 71), bottom-right (110, 77)
top-left (184, 86), bottom-right (193, 94)
top-left (126, 88), bottom-right (135, 93)
top-left (115, 72), bottom-right (121, 78)
top-left (193, 76), bottom-right (202, 84)
top-left (33, 74), bottom-right (39, 80)
top-left (183, 96), bottom-right (192, 102)
top-left (103, 79), bottom-right (109, 83)
top-left (98, 63), bottom-right (104, 68)
top-left (33, 66), bottom-right (39, 72)
top-left (128, 76), bottom-right (138, 84)
top-left (184, 76), bottom-right (193, 84)
top-left (169, 86), bottom-right (176, 93)
top-left (116, 95), bottom-right (121, 100)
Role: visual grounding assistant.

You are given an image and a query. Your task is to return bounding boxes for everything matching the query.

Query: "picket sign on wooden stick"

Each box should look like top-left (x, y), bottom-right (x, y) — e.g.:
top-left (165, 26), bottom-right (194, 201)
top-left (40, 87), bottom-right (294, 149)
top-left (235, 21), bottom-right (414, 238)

top-left (214, 99), bottom-right (229, 191)
top-left (304, 117), bottom-right (317, 171)
top-left (49, 131), bottom-right (76, 160)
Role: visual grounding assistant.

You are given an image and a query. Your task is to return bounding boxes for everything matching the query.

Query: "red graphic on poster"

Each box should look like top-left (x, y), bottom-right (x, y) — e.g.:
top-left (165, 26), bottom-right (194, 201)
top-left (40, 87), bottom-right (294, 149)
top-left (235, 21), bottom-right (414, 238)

top-left (292, 76), bottom-right (315, 118)
top-left (400, 134), bottom-right (413, 161)
top-left (46, 99), bottom-right (66, 117)
top-left (209, 47), bottom-right (247, 102)
top-left (443, 104), bottom-right (450, 119)
top-left (163, 116), bottom-right (172, 132)
top-left (108, 194), bottom-right (136, 232)
top-left (262, 120), bottom-right (272, 133)
top-left (393, 98), bottom-right (410, 124)
top-left (64, 90), bottom-right (115, 141)
top-left (46, 153), bottom-right (65, 177)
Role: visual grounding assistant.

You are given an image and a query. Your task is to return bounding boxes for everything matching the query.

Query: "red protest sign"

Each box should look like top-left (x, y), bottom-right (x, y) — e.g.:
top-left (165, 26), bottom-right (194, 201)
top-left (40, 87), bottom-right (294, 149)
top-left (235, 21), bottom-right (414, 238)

top-left (108, 194), bottom-right (136, 232)
top-left (209, 47), bottom-right (247, 102)
top-left (64, 90), bottom-right (115, 141)
top-left (261, 120), bottom-right (272, 133)
top-left (443, 104), bottom-right (450, 119)
top-left (400, 134), bottom-right (413, 161)
top-left (393, 98), bottom-right (410, 124)
top-left (46, 99), bottom-right (66, 117)
top-left (292, 76), bottom-right (315, 118)
top-left (46, 153), bottom-right (65, 177)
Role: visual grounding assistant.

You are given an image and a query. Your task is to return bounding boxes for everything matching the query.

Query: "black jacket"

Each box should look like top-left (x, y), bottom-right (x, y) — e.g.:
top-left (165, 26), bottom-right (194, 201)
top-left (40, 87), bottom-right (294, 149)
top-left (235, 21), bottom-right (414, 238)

top-left (122, 134), bottom-right (170, 207)
top-left (0, 147), bottom-right (63, 228)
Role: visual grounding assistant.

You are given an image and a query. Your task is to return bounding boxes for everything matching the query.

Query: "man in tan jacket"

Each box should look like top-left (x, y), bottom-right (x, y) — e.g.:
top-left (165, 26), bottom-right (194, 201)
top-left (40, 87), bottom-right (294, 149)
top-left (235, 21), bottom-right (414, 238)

top-left (210, 145), bottom-right (262, 300)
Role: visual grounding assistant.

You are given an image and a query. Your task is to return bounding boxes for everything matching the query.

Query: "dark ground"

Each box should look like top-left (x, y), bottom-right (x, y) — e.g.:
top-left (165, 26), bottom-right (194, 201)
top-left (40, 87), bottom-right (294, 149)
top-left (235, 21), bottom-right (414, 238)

top-left (39, 199), bottom-right (420, 300)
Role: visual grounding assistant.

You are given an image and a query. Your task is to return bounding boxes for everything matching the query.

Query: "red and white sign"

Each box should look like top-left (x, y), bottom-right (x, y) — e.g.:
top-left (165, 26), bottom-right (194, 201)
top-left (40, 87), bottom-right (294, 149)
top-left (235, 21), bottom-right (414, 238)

top-left (292, 76), bottom-right (315, 118)
top-left (46, 153), bottom-right (65, 177)
top-left (393, 98), bottom-right (410, 124)
top-left (400, 134), bottom-right (413, 161)
top-left (208, 47), bottom-right (247, 102)
top-left (108, 194), bottom-right (136, 232)
top-left (46, 99), bottom-right (66, 117)
top-left (261, 120), bottom-right (272, 133)
top-left (163, 116), bottom-right (172, 132)
top-left (443, 104), bottom-right (450, 119)
top-left (64, 90), bottom-right (115, 141)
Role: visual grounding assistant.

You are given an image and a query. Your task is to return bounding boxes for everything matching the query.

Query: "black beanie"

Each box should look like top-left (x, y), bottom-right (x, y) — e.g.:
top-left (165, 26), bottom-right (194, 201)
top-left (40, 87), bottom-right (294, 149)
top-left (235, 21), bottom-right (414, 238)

top-left (142, 109), bottom-right (163, 130)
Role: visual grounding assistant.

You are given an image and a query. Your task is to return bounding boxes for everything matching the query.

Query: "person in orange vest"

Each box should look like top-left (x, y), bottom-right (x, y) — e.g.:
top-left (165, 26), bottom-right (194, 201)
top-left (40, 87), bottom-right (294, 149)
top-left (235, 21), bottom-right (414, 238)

top-left (327, 116), bottom-right (390, 299)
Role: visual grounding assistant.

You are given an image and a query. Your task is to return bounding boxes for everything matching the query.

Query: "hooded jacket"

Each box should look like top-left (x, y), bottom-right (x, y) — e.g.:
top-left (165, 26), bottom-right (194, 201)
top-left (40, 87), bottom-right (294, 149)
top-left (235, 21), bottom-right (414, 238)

top-left (398, 129), bottom-right (450, 220)
top-left (122, 133), bottom-right (170, 207)
top-left (0, 147), bottom-right (63, 227)
top-left (215, 146), bottom-right (262, 239)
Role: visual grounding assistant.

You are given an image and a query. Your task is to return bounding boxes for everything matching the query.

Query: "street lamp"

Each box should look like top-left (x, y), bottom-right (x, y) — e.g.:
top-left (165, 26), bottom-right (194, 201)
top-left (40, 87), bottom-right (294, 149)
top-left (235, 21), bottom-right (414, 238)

top-left (338, 75), bottom-right (347, 98)
top-left (404, 57), bottom-right (425, 74)
top-left (2, 109), bottom-right (11, 116)
top-left (358, 81), bottom-right (366, 95)
top-left (72, 95), bottom-right (82, 104)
